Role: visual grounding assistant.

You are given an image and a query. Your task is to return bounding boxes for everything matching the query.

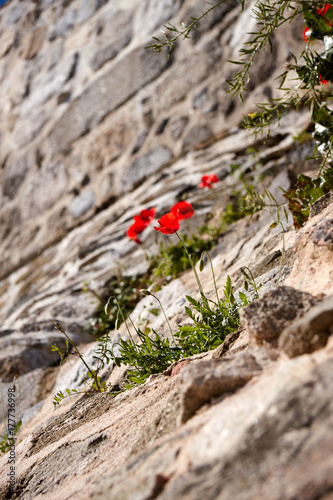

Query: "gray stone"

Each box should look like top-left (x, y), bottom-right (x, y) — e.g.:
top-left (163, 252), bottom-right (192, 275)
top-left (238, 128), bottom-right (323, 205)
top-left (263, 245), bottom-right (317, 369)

top-left (50, 45), bottom-right (169, 152)
top-left (12, 109), bottom-right (47, 148)
top-left (240, 286), bottom-right (320, 346)
top-left (279, 295), bottom-right (333, 357)
top-left (170, 115), bottom-right (189, 140)
top-left (183, 123), bottom-right (213, 150)
top-left (47, 38), bottom-right (64, 70)
top-left (268, 169), bottom-right (297, 204)
top-left (185, 0), bottom-right (238, 43)
top-left (0, 330), bottom-right (67, 380)
top-left (20, 161), bottom-right (69, 218)
top-left (90, 10), bottom-right (133, 72)
top-left (132, 130), bottom-right (148, 154)
top-left (49, 9), bottom-right (77, 40)
top-left (0, 205), bottom-right (21, 241)
top-left (3, 2), bottom-right (24, 27)
top-left (20, 52), bottom-right (78, 115)
top-left (70, 190), bottom-right (96, 218)
top-left (179, 351), bottom-right (262, 423)
top-left (310, 191), bottom-right (333, 217)
top-left (154, 47), bottom-right (219, 110)
top-left (311, 216), bottom-right (333, 248)
top-left (77, 0), bottom-right (107, 25)
top-left (3, 157), bottom-right (28, 199)
top-left (192, 87), bottom-right (208, 109)
top-left (122, 146), bottom-right (172, 192)
top-left (41, 0), bottom-right (58, 8)
top-left (135, 0), bottom-right (184, 35)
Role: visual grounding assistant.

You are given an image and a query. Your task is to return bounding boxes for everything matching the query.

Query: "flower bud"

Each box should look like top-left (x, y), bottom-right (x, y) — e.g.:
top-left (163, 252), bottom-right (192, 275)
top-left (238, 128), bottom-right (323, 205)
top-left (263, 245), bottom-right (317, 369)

top-left (115, 318), bottom-right (121, 330)
top-left (105, 297), bottom-right (113, 316)
top-left (140, 289), bottom-right (152, 296)
top-left (270, 222), bottom-right (278, 229)
top-left (199, 259), bottom-right (205, 272)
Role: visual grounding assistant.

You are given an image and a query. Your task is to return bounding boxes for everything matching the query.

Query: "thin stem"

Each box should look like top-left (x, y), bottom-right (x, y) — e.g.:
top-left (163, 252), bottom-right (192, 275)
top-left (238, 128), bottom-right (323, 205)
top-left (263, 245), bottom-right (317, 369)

top-left (53, 322), bottom-right (102, 392)
top-left (149, 293), bottom-right (175, 345)
top-left (84, 285), bottom-right (103, 303)
top-left (175, 232), bottom-right (205, 298)
top-left (200, 251), bottom-right (220, 307)
top-left (145, 0), bottom-right (230, 57)
top-left (115, 301), bottom-right (137, 350)
top-left (242, 267), bottom-right (260, 299)
top-left (276, 221), bottom-right (285, 286)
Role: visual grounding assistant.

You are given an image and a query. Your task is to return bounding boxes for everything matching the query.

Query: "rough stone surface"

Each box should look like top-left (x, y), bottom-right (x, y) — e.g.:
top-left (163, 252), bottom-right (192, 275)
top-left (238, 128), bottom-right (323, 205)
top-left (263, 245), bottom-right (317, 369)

top-left (20, 161), bottom-right (69, 218)
top-left (21, 26), bottom-right (46, 59)
top-left (279, 295), bottom-right (333, 357)
top-left (179, 351), bottom-right (262, 423)
top-left (122, 146), bottom-right (173, 192)
top-left (49, 45), bottom-right (170, 152)
top-left (88, 347), bottom-right (333, 500)
top-left (89, 10), bottom-right (133, 72)
top-left (69, 190), bottom-right (96, 219)
top-left (3, 158), bottom-right (28, 199)
top-left (240, 286), bottom-right (320, 346)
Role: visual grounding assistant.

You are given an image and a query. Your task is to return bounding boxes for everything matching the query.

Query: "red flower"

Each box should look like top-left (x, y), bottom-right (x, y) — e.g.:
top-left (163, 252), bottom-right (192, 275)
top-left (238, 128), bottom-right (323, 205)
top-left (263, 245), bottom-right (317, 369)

top-left (171, 201), bottom-right (194, 220)
top-left (127, 207), bottom-right (155, 244)
top-left (303, 26), bottom-right (310, 42)
top-left (199, 174), bottom-right (219, 189)
top-left (154, 212), bottom-right (180, 234)
top-left (319, 73), bottom-right (328, 85)
top-left (127, 220), bottom-right (146, 244)
top-left (139, 207), bottom-right (155, 224)
top-left (317, 3), bottom-right (331, 16)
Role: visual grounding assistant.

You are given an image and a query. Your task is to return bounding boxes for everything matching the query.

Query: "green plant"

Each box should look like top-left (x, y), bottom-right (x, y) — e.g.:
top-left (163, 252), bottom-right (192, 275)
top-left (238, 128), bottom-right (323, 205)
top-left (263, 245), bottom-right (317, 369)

top-left (52, 322), bottom-right (113, 407)
top-left (145, 0), bottom-right (230, 58)
top-left (114, 329), bottom-right (182, 386)
top-left (83, 271), bottom-right (150, 336)
top-left (176, 275), bottom-right (240, 356)
top-left (149, 232), bottom-right (215, 280)
top-left (112, 222), bottom-right (261, 386)
top-left (283, 169), bottom-right (333, 228)
top-left (239, 267), bottom-right (262, 304)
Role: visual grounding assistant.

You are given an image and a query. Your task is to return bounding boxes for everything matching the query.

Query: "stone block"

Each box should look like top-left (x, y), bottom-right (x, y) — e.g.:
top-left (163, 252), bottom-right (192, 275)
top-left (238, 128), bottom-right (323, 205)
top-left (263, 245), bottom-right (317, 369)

top-left (179, 351), bottom-right (262, 422)
top-left (122, 146), bottom-right (172, 192)
top-left (50, 45), bottom-right (169, 152)
top-left (279, 295), bottom-right (333, 357)
top-left (240, 286), bottom-right (320, 346)
top-left (70, 190), bottom-right (96, 218)
top-left (3, 157), bottom-right (28, 199)
top-left (90, 10), bottom-right (133, 72)
top-left (20, 26), bottom-right (46, 59)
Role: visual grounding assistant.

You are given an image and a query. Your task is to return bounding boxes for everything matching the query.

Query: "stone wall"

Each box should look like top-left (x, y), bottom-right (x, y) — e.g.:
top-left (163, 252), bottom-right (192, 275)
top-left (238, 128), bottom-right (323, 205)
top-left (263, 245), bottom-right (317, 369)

top-left (0, 0), bottom-right (304, 278)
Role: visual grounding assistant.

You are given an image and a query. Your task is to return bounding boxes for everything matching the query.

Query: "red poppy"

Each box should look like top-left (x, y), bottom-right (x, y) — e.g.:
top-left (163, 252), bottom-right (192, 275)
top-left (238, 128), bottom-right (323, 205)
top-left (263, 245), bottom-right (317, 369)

top-left (127, 207), bottom-right (155, 244)
top-left (171, 201), bottom-right (194, 220)
top-left (319, 73), bottom-right (328, 85)
top-left (317, 3), bottom-right (331, 16)
top-left (154, 212), bottom-right (180, 234)
top-left (303, 26), bottom-right (310, 42)
top-left (139, 207), bottom-right (155, 224)
top-left (199, 174), bottom-right (219, 189)
top-left (127, 219), bottom-right (147, 244)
